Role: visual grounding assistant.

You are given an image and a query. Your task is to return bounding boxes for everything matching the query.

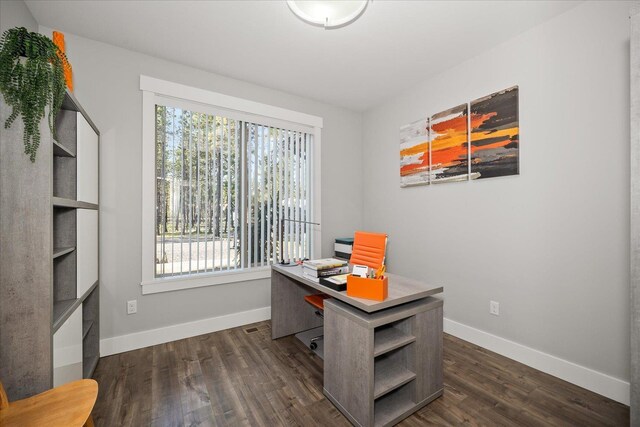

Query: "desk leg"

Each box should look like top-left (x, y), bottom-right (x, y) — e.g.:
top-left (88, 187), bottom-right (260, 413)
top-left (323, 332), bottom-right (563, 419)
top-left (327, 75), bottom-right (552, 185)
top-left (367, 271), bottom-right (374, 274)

top-left (271, 270), bottom-right (323, 340)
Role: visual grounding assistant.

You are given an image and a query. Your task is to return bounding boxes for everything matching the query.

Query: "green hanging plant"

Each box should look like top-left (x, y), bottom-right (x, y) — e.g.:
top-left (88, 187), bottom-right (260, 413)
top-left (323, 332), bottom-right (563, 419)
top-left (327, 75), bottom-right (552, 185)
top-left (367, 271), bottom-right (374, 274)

top-left (0, 27), bottom-right (67, 162)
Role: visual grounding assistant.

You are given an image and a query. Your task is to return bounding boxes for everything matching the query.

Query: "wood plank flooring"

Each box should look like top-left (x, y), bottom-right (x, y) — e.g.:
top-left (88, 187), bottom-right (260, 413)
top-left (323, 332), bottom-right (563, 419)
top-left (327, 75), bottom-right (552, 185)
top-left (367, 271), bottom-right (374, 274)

top-left (91, 321), bottom-right (629, 426)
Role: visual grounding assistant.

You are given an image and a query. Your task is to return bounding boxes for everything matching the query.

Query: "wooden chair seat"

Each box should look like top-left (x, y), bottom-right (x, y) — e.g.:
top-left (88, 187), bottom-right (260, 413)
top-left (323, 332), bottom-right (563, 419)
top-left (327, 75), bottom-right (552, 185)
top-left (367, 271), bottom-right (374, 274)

top-left (0, 379), bottom-right (98, 427)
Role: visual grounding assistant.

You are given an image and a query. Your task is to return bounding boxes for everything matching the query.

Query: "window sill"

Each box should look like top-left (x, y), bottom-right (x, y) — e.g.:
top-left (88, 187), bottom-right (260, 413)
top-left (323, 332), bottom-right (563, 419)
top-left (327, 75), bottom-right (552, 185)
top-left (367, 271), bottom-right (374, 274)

top-left (140, 267), bottom-right (272, 295)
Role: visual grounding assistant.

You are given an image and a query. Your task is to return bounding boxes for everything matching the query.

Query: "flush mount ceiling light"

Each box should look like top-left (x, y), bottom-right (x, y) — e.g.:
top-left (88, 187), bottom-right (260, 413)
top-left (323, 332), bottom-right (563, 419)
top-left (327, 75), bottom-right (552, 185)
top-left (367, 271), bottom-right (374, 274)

top-left (287, 0), bottom-right (370, 29)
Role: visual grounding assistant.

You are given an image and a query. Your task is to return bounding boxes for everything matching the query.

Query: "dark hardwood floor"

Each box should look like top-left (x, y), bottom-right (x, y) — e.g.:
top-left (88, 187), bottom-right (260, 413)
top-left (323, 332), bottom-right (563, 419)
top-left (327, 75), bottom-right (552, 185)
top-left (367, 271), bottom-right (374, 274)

top-left (91, 321), bottom-right (629, 426)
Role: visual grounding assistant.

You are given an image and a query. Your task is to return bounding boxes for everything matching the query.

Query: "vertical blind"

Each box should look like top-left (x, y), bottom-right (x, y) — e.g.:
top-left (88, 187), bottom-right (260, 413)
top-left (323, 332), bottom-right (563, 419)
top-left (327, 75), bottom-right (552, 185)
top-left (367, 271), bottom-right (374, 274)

top-left (155, 105), bottom-right (312, 278)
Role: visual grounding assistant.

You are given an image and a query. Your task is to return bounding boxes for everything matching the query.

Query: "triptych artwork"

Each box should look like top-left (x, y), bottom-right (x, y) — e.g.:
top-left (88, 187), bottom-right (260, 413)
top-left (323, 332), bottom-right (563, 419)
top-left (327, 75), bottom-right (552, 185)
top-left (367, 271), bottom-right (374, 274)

top-left (400, 86), bottom-right (519, 187)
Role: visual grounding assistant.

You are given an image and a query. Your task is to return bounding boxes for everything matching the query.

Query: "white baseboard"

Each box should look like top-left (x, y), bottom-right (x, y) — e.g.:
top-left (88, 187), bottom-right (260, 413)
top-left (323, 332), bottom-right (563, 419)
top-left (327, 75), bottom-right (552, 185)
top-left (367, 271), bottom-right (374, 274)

top-left (100, 306), bottom-right (271, 356)
top-left (444, 318), bottom-right (630, 405)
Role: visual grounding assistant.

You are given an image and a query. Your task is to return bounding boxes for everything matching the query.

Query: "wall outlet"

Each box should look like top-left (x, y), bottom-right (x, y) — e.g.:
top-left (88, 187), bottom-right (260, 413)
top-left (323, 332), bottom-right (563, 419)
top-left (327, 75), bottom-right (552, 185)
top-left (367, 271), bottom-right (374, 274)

top-left (127, 299), bottom-right (137, 315)
top-left (489, 300), bottom-right (500, 316)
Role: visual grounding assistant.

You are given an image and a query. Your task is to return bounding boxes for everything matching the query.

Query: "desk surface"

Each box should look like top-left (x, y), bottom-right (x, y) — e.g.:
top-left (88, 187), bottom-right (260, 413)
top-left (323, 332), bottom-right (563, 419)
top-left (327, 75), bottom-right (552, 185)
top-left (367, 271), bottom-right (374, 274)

top-left (272, 264), bottom-right (443, 313)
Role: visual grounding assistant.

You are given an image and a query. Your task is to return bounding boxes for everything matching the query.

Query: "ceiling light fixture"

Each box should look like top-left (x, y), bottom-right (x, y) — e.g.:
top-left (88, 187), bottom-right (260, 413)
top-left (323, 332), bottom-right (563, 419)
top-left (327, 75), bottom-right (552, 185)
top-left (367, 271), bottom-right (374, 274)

top-left (287, 0), bottom-right (370, 29)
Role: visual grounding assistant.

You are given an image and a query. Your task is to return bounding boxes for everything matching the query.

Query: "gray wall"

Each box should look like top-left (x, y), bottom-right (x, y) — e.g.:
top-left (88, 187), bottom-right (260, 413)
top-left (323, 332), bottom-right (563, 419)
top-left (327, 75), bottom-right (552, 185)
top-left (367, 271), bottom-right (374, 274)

top-left (362, 1), bottom-right (631, 381)
top-left (0, 0), bottom-right (37, 33)
top-left (37, 26), bottom-right (363, 340)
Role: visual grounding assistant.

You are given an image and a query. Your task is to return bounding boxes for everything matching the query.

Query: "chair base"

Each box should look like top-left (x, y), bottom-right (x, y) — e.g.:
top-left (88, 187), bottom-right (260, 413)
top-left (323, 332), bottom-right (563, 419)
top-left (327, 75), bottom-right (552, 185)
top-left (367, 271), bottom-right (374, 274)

top-left (294, 327), bottom-right (324, 360)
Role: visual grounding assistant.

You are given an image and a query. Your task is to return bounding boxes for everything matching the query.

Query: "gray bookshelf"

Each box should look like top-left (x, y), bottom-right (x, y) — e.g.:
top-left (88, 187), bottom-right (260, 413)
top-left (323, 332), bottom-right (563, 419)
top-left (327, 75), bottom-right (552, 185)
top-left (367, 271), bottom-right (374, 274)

top-left (0, 90), bottom-right (100, 400)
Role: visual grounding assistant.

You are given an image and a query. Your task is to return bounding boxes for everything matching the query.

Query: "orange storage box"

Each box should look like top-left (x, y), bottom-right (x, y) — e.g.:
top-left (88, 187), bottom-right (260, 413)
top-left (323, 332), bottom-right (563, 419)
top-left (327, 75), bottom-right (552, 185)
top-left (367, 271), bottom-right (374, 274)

top-left (346, 275), bottom-right (388, 301)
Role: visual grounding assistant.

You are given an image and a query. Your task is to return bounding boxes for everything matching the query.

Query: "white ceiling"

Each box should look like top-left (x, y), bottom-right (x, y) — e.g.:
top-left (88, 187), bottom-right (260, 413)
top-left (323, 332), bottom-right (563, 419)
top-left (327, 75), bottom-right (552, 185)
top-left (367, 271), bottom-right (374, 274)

top-left (25, 0), bottom-right (580, 111)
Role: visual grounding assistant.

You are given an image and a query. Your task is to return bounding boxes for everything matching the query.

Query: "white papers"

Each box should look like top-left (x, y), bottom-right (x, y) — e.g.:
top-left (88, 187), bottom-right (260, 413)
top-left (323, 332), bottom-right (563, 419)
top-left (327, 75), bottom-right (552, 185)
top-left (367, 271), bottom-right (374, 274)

top-left (352, 264), bottom-right (369, 278)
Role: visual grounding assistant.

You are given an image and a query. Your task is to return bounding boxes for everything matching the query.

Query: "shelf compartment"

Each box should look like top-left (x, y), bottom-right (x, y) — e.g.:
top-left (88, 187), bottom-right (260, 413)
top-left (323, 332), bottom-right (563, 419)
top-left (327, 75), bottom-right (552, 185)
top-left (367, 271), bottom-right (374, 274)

top-left (83, 355), bottom-right (99, 379)
top-left (82, 285), bottom-right (100, 379)
top-left (53, 298), bottom-right (80, 332)
top-left (82, 320), bottom-right (93, 340)
top-left (53, 306), bottom-right (83, 387)
top-left (53, 246), bottom-right (75, 259)
top-left (61, 90), bottom-right (100, 136)
top-left (53, 197), bottom-right (98, 210)
top-left (53, 139), bottom-right (76, 157)
top-left (374, 325), bottom-right (416, 358)
top-left (53, 150), bottom-right (76, 199)
top-left (77, 210), bottom-right (98, 298)
top-left (53, 208), bottom-right (76, 249)
top-left (374, 358), bottom-right (416, 399)
top-left (374, 382), bottom-right (415, 427)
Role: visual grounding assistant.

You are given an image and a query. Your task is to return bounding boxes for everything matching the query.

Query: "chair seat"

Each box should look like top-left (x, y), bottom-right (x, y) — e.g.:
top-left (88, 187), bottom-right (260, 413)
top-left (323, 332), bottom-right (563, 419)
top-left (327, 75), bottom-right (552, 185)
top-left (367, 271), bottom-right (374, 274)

top-left (304, 293), bottom-right (330, 310)
top-left (0, 379), bottom-right (98, 427)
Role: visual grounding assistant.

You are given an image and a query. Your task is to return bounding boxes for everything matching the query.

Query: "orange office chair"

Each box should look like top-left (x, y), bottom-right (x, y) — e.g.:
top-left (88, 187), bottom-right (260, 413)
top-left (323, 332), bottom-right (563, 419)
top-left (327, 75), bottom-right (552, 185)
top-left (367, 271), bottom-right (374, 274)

top-left (302, 231), bottom-right (387, 351)
top-left (349, 231), bottom-right (388, 270)
top-left (304, 293), bottom-right (330, 350)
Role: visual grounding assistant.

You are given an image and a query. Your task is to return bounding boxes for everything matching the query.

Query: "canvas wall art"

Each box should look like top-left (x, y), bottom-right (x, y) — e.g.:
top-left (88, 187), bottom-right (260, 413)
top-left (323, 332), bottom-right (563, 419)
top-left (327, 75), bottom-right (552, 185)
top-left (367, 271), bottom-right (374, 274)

top-left (470, 86), bottom-right (519, 179)
top-left (430, 104), bottom-right (469, 183)
top-left (399, 118), bottom-right (430, 187)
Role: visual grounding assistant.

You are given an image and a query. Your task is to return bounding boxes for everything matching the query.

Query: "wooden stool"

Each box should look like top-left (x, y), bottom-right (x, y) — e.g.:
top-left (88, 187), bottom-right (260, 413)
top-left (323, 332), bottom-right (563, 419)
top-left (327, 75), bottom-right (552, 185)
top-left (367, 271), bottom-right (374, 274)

top-left (0, 379), bottom-right (98, 427)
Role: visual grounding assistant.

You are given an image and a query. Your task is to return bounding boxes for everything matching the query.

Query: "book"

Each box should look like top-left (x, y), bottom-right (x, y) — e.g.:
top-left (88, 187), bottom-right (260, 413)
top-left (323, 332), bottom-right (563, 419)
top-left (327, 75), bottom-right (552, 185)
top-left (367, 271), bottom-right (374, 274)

top-left (303, 265), bottom-right (349, 278)
top-left (302, 258), bottom-right (348, 271)
top-left (335, 237), bottom-right (354, 245)
top-left (334, 237), bottom-right (354, 260)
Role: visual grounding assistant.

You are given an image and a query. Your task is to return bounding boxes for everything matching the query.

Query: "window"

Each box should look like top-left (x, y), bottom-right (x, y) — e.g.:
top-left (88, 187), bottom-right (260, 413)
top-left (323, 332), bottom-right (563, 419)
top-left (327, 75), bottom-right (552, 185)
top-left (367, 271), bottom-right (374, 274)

top-left (155, 106), bottom-right (313, 277)
top-left (141, 76), bottom-right (322, 294)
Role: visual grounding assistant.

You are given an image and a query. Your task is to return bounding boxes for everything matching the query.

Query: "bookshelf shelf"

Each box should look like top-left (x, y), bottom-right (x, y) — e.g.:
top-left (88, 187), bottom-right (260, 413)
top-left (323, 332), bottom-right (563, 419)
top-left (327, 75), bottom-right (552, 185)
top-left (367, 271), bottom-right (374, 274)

top-left (52, 197), bottom-right (98, 210)
top-left (53, 139), bottom-right (75, 157)
top-left (53, 246), bottom-right (75, 259)
top-left (53, 298), bottom-right (80, 332)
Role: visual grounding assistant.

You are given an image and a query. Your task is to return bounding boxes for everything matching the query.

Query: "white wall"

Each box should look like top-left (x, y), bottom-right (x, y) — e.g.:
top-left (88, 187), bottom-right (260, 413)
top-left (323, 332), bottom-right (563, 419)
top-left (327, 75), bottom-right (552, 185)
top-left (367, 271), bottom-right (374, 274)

top-left (0, 0), bottom-right (37, 33)
top-left (363, 0), bottom-right (630, 388)
top-left (38, 26), bottom-right (363, 343)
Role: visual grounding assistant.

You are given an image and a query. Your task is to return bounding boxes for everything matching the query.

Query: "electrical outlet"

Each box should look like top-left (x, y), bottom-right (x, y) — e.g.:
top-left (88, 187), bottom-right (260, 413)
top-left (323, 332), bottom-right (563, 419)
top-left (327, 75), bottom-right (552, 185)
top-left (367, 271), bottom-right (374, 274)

top-left (127, 299), bottom-right (137, 315)
top-left (489, 300), bottom-right (499, 316)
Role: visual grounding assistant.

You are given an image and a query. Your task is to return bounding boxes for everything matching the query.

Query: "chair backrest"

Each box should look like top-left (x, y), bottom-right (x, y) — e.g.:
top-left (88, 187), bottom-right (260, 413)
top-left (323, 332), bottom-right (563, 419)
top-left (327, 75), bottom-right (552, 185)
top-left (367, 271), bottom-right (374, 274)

top-left (349, 231), bottom-right (387, 269)
top-left (0, 379), bottom-right (9, 410)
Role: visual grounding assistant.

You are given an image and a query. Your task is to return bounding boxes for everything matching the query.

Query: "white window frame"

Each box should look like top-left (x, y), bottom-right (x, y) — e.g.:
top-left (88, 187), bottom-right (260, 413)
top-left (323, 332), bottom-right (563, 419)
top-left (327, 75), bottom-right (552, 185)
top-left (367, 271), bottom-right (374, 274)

top-left (140, 75), bottom-right (323, 295)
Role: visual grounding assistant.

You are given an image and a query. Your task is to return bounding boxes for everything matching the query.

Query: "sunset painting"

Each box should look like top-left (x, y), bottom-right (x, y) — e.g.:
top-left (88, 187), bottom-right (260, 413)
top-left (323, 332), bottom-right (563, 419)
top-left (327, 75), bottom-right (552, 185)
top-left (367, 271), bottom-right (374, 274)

top-left (430, 104), bottom-right (469, 183)
top-left (470, 86), bottom-right (519, 179)
top-left (400, 118), bottom-right (430, 187)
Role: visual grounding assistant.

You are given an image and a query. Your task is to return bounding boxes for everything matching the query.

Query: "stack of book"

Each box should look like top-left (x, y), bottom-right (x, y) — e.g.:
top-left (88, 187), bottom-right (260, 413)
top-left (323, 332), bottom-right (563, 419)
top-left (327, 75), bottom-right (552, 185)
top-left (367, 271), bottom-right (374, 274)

top-left (334, 237), bottom-right (354, 260)
top-left (302, 258), bottom-right (349, 283)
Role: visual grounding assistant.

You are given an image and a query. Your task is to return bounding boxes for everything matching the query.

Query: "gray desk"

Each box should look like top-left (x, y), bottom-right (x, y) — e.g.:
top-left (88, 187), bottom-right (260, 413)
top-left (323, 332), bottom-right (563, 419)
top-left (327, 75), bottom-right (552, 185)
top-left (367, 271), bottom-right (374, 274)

top-left (271, 264), bottom-right (444, 427)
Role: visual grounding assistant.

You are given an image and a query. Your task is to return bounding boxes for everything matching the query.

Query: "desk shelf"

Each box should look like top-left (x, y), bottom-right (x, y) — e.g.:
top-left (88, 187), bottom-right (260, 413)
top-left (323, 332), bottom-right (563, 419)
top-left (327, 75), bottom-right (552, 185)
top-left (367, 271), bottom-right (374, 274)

top-left (373, 356), bottom-right (416, 399)
top-left (374, 382), bottom-right (415, 427)
top-left (323, 297), bottom-right (444, 427)
top-left (374, 323), bottom-right (415, 357)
